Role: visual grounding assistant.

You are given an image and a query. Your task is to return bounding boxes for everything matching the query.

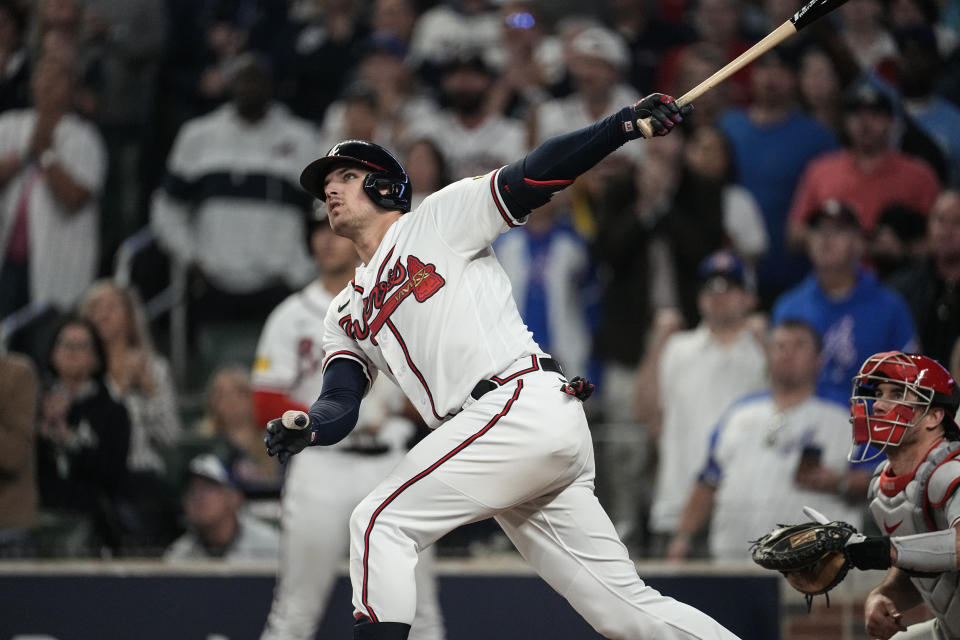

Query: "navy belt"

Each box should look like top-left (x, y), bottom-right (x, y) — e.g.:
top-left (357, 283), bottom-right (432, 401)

top-left (470, 356), bottom-right (563, 401)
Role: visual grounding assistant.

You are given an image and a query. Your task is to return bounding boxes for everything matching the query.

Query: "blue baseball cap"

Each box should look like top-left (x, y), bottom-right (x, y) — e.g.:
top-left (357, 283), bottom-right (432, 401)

top-left (698, 250), bottom-right (746, 292)
top-left (188, 454), bottom-right (236, 489)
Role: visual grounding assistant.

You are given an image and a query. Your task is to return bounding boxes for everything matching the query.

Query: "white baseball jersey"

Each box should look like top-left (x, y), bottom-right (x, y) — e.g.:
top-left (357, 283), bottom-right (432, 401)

top-left (867, 439), bottom-right (960, 639)
top-left (703, 392), bottom-right (862, 560)
top-left (253, 281), bottom-right (445, 640)
top-left (322, 171), bottom-right (540, 428)
top-left (650, 325), bottom-right (767, 535)
top-left (333, 172), bottom-right (740, 639)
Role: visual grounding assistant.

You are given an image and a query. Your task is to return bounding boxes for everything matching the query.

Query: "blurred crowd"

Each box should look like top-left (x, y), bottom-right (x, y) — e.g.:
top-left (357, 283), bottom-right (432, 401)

top-left (1, 0), bottom-right (960, 563)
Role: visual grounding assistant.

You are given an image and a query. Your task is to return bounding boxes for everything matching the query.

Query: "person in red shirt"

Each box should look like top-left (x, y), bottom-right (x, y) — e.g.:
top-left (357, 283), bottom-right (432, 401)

top-left (787, 81), bottom-right (940, 248)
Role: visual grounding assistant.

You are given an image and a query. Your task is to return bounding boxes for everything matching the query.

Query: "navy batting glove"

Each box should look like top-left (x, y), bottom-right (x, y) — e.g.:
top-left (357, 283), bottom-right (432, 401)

top-left (264, 417), bottom-right (312, 464)
top-left (626, 93), bottom-right (693, 138)
top-left (846, 535), bottom-right (892, 570)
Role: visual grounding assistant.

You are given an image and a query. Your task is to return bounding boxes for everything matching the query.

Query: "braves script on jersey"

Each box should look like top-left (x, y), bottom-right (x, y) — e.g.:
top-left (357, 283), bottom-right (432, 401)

top-left (323, 170), bottom-right (539, 427)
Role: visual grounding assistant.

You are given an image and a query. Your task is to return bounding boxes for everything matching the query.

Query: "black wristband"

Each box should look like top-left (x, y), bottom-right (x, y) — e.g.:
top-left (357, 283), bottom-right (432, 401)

top-left (846, 536), bottom-right (892, 570)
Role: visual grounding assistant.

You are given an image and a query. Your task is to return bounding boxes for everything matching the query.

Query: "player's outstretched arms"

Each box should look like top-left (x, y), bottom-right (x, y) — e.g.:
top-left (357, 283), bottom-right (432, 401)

top-left (497, 93), bottom-right (692, 216)
top-left (264, 358), bottom-right (366, 463)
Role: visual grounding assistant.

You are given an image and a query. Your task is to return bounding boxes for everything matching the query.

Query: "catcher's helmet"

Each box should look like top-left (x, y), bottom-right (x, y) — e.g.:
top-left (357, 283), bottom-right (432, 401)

top-left (300, 140), bottom-right (411, 213)
top-left (849, 351), bottom-right (960, 462)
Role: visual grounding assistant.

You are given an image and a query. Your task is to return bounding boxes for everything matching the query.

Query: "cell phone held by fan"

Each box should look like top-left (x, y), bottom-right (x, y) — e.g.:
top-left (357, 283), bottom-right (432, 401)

top-left (795, 445), bottom-right (822, 480)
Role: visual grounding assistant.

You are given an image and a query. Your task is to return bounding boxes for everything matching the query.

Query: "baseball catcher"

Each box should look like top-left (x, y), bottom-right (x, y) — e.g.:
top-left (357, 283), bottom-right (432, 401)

top-left (755, 351), bottom-right (960, 640)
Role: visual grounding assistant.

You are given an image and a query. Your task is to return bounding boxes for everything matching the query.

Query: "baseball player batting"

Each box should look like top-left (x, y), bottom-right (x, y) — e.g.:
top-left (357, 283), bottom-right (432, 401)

top-left (265, 93), bottom-right (741, 639)
top-left (254, 208), bottom-right (444, 640)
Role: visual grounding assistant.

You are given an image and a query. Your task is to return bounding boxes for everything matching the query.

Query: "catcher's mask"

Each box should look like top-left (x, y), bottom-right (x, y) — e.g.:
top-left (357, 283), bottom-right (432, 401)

top-left (849, 351), bottom-right (960, 463)
top-left (300, 139), bottom-right (412, 213)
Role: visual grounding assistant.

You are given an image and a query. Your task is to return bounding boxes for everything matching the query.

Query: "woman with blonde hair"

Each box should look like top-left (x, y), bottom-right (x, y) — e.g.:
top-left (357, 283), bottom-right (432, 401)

top-left (80, 279), bottom-right (181, 473)
top-left (80, 279), bottom-right (181, 552)
top-left (197, 364), bottom-right (280, 491)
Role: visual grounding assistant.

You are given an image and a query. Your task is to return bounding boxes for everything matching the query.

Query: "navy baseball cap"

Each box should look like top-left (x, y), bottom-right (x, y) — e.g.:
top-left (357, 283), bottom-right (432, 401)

top-left (698, 250), bottom-right (746, 292)
top-left (842, 82), bottom-right (894, 115)
top-left (188, 454), bottom-right (236, 489)
top-left (807, 199), bottom-right (862, 230)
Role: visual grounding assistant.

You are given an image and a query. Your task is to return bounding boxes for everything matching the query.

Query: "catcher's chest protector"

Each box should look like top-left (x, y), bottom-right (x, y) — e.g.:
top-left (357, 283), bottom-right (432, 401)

top-left (869, 440), bottom-right (960, 638)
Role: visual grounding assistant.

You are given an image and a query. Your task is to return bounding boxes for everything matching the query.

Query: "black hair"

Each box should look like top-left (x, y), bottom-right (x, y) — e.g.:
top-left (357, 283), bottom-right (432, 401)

top-left (45, 315), bottom-right (108, 382)
top-left (0, 0), bottom-right (26, 34)
top-left (771, 318), bottom-right (823, 353)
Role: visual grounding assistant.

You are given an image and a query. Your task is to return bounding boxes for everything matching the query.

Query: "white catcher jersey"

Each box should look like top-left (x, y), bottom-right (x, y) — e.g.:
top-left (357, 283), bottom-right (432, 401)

top-left (867, 439), bottom-right (960, 638)
top-left (322, 169), bottom-right (541, 428)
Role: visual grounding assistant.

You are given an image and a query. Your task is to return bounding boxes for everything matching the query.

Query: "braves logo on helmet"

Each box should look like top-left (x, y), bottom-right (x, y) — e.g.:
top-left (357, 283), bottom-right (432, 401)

top-left (849, 351), bottom-right (960, 462)
top-left (300, 140), bottom-right (412, 213)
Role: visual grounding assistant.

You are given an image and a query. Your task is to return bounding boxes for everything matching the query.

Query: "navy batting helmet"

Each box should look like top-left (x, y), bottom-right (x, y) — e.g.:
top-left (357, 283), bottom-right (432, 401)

top-left (300, 140), bottom-right (412, 213)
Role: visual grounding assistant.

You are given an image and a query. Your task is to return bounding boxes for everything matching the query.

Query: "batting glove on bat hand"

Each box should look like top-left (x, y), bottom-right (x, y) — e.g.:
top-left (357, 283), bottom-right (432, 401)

top-left (627, 93), bottom-right (692, 138)
top-left (264, 411), bottom-right (311, 464)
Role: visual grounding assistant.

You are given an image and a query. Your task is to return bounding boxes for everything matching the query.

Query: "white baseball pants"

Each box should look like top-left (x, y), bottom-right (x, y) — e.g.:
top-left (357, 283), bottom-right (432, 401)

top-left (349, 367), bottom-right (740, 640)
top-left (261, 447), bottom-right (444, 640)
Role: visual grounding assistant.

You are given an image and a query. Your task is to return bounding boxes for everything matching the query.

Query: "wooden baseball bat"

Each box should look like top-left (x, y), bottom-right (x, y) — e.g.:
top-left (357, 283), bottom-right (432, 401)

top-left (635, 0), bottom-right (851, 138)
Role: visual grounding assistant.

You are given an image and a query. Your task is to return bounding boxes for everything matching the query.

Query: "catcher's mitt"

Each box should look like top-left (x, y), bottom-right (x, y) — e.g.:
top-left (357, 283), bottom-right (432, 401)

top-left (750, 521), bottom-right (858, 610)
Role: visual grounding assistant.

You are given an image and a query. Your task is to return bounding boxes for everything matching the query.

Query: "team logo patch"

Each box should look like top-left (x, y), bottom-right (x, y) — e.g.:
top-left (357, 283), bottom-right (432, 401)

top-left (340, 252), bottom-right (446, 342)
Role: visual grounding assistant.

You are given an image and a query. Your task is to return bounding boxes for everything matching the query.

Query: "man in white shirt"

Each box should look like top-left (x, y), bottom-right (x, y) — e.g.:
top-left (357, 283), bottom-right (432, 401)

top-left (647, 251), bottom-right (767, 556)
top-left (668, 320), bottom-right (863, 560)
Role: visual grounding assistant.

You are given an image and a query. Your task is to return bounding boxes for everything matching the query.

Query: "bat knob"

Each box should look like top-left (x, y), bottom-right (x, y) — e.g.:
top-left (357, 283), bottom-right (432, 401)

top-left (282, 410), bottom-right (309, 430)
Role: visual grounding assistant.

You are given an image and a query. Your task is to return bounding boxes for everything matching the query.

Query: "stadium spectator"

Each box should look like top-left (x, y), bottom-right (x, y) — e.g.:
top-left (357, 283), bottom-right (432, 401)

top-left (839, 0), bottom-right (898, 77)
top-left (80, 280), bottom-right (180, 475)
top-left (667, 320), bottom-right (863, 561)
top-left (788, 80), bottom-right (941, 243)
top-left (29, 0), bottom-right (103, 120)
top-left (164, 453), bottom-right (278, 561)
top-left (798, 46), bottom-right (844, 136)
top-left (869, 203), bottom-right (928, 280)
top-left (887, 0), bottom-right (958, 57)
top-left (772, 199), bottom-right (917, 406)
top-left (319, 36), bottom-right (436, 152)
top-left (657, 0), bottom-right (754, 107)
top-left (82, 0), bottom-right (167, 273)
top-left (535, 26), bottom-right (640, 162)
top-left (485, 2), bottom-right (557, 121)
top-left (150, 54), bottom-right (319, 336)
top-left (196, 364), bottom-right (281, 493)
top-left (718, 50), bottom-right (837, 308)
top-left (35, 317), bottom-right (130, 556)
top-left (0, 53), bottom-right (107, 317)
top-left (408, 51), bottom-right (526, 180)
top-left (682, 125), bottom-right (768, 283)
top-left (590, 133), bottom-right (727, 549)
top-left (277, 0), bottom-right (367, 122)
top-left (646, 251), bottom-right (767, 558)
top-left (602, 0), bottom-right (695, 96)
top-left (895, 25), bottom-right (960, 187)
top-left (0, 0), bottom-right (30, 113)
top-left (666, 44), bottom-right (729, 126)
top-left (407, 0), bottom-right (501, 86)
top-left (0, 348), bottom-right (38, 558)
top-left (371, 0), bottom-right (417, 47)
top-left (889, 190), bottom-right (960, 365)
top-left (402, 137), bottom-right (451, 210)
top-left (79, 279), bottom-right (181, 551)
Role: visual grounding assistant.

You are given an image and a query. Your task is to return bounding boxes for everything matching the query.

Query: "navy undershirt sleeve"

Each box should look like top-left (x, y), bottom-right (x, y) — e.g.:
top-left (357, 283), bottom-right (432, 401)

top-left (306, 358), bottom-right (367, 446)
top-left (496, 108), bottom-right (634, 217)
